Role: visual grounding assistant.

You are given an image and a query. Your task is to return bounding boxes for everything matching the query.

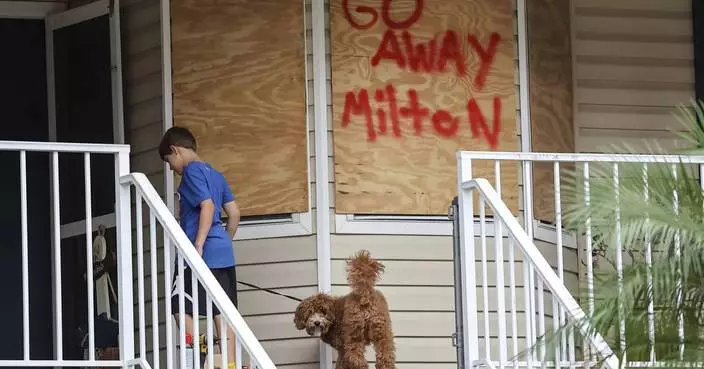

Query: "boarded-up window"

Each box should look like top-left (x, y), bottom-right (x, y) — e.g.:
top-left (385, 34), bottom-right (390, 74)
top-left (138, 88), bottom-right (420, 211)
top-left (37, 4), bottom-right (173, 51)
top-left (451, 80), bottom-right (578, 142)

top-left (172, 0), bottom-right (308, 216)
top-left (331, 0), bottom-right (519, 215)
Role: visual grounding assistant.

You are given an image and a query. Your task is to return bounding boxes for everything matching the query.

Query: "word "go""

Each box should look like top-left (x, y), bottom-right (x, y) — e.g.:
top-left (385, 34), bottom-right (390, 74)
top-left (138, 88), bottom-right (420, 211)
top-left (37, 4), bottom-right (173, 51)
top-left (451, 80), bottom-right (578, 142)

top-left (342, 0), bottom-right (424, 30)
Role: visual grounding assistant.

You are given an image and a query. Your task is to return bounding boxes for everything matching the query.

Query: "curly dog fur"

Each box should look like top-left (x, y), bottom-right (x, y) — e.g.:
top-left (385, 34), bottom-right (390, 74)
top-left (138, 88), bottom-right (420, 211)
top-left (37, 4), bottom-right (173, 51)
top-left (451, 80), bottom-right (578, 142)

top-left (293, 250), bottom-right (395, 369)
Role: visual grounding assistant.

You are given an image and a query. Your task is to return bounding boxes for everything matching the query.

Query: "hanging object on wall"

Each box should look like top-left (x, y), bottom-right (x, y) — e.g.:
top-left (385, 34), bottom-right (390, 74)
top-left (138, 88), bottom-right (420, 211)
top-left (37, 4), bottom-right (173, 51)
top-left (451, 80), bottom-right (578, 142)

top-left (93, 224), bottom-right (113, 319)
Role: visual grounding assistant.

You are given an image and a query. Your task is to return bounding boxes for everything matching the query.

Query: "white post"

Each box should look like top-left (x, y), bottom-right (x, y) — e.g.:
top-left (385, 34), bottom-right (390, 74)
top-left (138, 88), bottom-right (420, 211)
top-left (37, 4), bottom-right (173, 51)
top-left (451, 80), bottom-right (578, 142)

top-left (456, 153), bottom-right (479, 368)
top-left (311, 0), bottom-right (333, 368)
top-left (115, 150), bottom-right (135, 368)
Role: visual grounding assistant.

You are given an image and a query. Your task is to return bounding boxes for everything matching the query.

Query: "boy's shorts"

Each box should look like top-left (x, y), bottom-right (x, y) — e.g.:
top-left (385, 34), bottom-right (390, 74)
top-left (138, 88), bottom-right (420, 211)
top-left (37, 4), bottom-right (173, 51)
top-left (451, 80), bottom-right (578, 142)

top-left (170, 265), bottom-right (238, 317)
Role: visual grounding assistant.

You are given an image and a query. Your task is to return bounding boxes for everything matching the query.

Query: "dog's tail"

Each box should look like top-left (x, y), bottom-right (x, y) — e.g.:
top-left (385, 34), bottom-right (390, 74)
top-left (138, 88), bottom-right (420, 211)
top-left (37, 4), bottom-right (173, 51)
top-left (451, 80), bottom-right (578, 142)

top-left (346, 250), bottom-right (384, 304)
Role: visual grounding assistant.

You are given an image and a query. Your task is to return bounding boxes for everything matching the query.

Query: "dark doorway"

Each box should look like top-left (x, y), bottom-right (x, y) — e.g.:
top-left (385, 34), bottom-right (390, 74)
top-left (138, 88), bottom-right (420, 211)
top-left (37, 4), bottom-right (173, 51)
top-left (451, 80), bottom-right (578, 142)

top-left (0, 18), bottom-right (54, 363)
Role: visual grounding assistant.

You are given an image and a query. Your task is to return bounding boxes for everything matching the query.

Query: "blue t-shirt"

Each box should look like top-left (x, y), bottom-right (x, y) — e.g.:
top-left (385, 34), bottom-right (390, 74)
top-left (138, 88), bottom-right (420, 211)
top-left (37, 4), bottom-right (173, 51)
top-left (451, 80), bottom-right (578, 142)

top-left (178, 161), bottom-right (235, 268)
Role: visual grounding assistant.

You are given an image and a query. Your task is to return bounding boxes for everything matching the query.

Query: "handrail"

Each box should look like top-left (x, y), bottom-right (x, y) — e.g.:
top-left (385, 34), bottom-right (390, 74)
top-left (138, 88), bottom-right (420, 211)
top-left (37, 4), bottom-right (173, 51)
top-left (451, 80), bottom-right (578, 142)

top-left (120, 172), bottom-right (276, 369)
top-left (458, 151), bottom-right (704, 164)
top-left (0, 140), bottom-right (131, 153)
top-left (461, 178), bottom-right (619, 369)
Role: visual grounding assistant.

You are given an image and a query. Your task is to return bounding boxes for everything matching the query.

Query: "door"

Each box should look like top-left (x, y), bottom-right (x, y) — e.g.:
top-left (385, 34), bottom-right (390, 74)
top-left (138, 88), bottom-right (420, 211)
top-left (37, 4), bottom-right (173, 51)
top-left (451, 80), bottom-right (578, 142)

top-left (44, 0), bottom-right (124, 360)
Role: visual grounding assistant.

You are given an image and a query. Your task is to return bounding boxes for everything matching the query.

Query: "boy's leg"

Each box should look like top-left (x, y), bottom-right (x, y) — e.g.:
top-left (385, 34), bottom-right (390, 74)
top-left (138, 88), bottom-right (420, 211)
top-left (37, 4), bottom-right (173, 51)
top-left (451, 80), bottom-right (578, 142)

top-left (212, 266), bottom-right (239, 368)
top-left (214, 315), bottom-right (236, 367)
top-left (174, 313), bottom-right (195, 334)
top-left (171, 266), bottom-right (196, 338)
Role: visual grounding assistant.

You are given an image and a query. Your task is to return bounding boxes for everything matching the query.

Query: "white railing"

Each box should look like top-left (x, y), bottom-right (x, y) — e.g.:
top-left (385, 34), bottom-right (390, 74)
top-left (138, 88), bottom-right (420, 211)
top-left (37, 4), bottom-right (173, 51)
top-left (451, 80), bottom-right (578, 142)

top-left (456, 151), bottom-right (704, 369)
top-left (0, 140), bottom-right (275, 369)
top-left (0, 140), bottom-right (134, 367)
top-left (123, 173), bottom-right (276, 369)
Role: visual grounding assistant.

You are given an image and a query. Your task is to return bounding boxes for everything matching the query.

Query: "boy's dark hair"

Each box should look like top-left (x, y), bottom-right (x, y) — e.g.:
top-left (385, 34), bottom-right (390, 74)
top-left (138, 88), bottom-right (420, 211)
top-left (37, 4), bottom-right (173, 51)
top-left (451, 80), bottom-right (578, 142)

top-left (159, 126), bottom-right (197, 161)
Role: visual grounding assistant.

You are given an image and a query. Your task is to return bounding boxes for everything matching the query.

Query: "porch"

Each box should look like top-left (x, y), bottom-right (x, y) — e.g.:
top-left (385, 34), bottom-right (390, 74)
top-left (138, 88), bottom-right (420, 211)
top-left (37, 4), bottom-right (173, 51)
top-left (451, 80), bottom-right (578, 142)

top-left (0, 0), bottom-right (702, 368)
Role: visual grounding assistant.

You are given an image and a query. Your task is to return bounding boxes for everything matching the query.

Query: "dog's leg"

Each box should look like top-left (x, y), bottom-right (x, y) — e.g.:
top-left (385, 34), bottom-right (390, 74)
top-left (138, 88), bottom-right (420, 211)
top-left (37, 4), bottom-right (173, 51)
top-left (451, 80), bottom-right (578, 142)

top-left (335, 350), bottom-right (344, 369)
top-left (370, 314), bottom-right (396, 369)
top-left (339, 301), bottom-right (369, 369)
top-left (341, 342), bottom-right (368, 369)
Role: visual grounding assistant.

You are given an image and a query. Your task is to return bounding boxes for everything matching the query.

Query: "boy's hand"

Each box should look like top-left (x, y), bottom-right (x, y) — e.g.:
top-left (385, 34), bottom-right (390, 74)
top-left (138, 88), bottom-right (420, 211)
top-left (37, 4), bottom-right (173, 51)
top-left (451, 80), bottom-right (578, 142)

top-left (195, 241), bottom-right (205, 257)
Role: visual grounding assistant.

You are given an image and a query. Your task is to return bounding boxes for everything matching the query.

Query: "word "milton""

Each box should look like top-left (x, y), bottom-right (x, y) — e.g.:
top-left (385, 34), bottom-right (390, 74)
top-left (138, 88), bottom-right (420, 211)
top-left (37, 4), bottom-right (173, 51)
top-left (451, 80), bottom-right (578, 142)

top-left (342, 84), bottom-right (502, 149)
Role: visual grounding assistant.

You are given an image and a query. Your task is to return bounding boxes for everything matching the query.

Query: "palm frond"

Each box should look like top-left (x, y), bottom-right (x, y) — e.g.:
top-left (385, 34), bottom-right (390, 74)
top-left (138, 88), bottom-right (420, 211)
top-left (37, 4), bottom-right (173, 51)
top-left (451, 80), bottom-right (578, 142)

top-left (526, 100), bottom-right (704, 366)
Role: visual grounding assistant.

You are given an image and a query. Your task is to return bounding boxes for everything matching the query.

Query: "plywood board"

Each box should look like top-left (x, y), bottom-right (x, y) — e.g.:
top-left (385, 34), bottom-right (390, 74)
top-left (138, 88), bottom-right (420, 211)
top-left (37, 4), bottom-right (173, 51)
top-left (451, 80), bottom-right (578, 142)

top-left (331, 0), bottom-right (519, 215)
top-left (172, 0), bottom-right (308, 216)
top-left (528, 0), bottom-right (575, 222)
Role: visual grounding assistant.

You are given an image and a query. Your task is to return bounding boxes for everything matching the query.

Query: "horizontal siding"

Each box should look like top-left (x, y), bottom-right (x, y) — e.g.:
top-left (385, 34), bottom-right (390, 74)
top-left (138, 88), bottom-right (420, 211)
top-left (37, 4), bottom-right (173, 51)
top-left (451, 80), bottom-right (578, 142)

top-left (573, 0), bottom-right (695, 153)
top-left (121, 0), bottom-right (165, 364)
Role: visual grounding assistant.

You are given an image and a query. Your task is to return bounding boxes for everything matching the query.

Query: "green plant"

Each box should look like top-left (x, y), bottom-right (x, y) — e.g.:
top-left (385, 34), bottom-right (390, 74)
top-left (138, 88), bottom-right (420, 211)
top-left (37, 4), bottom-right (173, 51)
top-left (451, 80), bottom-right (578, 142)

top-left (527, 100), bottom-right (704, 368)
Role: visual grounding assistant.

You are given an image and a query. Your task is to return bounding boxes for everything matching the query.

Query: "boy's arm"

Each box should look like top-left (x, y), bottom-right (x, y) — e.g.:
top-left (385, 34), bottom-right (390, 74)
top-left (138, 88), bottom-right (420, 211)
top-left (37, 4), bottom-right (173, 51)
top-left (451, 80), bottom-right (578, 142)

top-left (223, 200), bottom-right (241, 239)
top-left (194, 199), bottom-right (216, 255)
top-left (180, 166), bottom-right (215, 256)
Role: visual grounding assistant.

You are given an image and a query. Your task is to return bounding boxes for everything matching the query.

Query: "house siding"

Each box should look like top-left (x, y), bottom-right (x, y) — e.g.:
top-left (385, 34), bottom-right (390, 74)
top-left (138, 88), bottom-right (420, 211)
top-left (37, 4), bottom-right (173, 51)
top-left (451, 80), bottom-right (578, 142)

top-left (572, 0), bottom-right (695, 153)
top-left (120, 0), bottom-right (165, 362)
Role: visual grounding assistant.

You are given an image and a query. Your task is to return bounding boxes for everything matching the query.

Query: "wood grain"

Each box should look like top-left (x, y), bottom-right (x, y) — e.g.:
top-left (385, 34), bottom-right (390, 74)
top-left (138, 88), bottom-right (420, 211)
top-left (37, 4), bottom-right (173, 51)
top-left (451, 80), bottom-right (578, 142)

top-left (528, 0), bottom-right (576, 223)
top-left (171, 0), bottom-right (308, 216)
top-left (331, 0), bottom-right (519, 215)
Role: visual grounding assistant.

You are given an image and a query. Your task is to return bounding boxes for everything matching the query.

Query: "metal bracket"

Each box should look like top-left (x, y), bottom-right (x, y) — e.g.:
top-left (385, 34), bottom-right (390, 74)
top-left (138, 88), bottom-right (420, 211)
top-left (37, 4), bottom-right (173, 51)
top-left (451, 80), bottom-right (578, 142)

top-left (472, 359), bottom-right (497, 369)
top-left (451, 332), bottom-right (462, 348)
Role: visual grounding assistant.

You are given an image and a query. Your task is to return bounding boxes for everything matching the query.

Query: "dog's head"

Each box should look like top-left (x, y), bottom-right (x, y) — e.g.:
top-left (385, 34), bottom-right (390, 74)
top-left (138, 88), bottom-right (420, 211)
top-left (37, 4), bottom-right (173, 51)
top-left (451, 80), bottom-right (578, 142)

top-left (293, 293), bottom-right (336, 336)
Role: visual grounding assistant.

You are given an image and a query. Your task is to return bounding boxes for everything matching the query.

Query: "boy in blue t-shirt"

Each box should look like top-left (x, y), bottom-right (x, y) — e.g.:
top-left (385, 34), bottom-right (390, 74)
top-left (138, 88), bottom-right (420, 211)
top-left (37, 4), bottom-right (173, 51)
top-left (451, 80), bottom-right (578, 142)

top-left (159, 127), bottom-right (240, 367)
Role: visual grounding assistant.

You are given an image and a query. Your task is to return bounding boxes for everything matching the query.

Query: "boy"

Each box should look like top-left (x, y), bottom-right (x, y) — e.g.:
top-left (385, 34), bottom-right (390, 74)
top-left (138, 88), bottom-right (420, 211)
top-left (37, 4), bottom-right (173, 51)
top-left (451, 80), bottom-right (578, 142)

top-left (159, 126), bottom-right (241, 368)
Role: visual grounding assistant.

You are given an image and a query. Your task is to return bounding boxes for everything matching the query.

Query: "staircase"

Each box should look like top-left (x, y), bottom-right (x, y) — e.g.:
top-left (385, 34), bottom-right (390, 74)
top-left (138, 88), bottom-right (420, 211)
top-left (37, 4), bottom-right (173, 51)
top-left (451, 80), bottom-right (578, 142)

top-left (455, 151), bottom-right (704, 369)
top-left (5, 141), bottom-right (703, 369)
top-left (0, 141), bottom-right (274, 369)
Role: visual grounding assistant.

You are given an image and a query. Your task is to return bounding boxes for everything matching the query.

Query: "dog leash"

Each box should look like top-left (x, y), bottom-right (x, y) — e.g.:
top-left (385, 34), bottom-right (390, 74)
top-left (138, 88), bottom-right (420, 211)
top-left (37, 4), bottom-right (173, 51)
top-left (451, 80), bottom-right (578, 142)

top-left (237, 281), bottom-right (303, 302)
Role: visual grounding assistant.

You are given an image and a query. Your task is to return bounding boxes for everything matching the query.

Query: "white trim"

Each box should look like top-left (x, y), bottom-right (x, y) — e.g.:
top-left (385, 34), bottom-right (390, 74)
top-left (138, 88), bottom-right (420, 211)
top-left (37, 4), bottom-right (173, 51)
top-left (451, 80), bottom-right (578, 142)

top-left (335, 213), bottom-right (451, 235)
top-left (311, 0), bottom-right (333, 368)
top-left (234, 212), bottom-right (313, 240)
top-left (458, 151), bottom-right (704, 163)
top-left (0, 140), bottom-right (130, 154)
top-left (335, 213), bottom-right (576, 248)
top-left (516, 0), bottom-right (535, 238)
top-left (45, 0), bottom-right (108, 30)
top-left (0, 1), bottom-right (64, 19)
top-left (534, 220), bottom-right (578, 250)
top-left (60, 213), bottom-right (116, 239)
top-left (311, 0), bottom-right (331, 289)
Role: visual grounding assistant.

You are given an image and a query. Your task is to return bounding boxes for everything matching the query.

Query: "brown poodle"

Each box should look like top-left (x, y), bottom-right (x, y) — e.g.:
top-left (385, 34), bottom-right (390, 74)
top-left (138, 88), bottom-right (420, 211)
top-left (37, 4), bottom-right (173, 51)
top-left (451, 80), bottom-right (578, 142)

top-left (293, 250), bottom-right (395, 369)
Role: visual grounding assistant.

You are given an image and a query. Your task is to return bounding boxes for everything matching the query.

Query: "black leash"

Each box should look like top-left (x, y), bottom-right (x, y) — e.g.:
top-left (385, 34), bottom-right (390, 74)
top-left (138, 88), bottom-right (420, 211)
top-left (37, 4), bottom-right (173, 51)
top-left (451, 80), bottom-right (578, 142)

top-left (237, 281), bottom-right (303, 302)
